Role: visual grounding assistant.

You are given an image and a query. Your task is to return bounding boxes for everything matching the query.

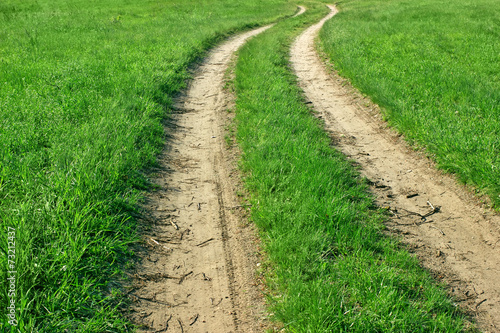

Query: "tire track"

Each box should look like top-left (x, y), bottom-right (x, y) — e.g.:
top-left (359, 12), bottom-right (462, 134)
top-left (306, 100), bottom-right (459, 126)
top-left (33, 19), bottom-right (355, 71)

top-left (128, 25), bottom-right (275, 333)
top-left (291, 5), bottom-right (500, 332)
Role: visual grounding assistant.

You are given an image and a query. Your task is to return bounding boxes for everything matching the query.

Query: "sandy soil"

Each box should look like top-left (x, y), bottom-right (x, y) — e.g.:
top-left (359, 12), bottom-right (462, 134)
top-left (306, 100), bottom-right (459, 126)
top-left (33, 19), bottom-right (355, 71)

top-left (293, 5), bottom-right (306, 17)
top-left (291, 5), bottom-right (500, 332)
top-left (127, 25), bottom-right (274, 333)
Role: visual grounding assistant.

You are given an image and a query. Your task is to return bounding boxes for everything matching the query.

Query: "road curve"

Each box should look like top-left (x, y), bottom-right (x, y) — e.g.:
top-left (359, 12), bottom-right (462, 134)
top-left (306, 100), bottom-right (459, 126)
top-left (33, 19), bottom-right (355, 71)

top-left (291, 5), bottom-right (500, 332)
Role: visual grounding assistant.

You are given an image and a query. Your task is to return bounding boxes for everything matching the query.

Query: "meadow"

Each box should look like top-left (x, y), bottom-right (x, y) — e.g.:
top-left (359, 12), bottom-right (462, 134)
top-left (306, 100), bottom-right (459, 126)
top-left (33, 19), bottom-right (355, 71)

top-left (233, 2), bottom-right (472, 331)
top-left (320, 0), bottom-right (500, 208)
top-left (0, 0), bottom-right (489, 331)
top-left (0, 0), bottom-right (295, 331)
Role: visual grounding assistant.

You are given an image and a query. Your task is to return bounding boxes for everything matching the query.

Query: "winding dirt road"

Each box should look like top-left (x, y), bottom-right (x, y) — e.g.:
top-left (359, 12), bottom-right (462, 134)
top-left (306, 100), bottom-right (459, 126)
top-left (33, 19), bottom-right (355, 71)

top-left (128, 25), bottom-right (275, 333)
top-left (127, 4), bottom-right (500, 332)
top-left (292, 5), bottom-right (500, 332)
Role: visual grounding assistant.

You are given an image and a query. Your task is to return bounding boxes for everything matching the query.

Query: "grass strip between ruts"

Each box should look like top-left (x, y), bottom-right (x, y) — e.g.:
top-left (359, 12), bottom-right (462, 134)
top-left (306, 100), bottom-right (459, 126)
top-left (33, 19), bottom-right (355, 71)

top-left (234, 3), bottom-right (474, 332)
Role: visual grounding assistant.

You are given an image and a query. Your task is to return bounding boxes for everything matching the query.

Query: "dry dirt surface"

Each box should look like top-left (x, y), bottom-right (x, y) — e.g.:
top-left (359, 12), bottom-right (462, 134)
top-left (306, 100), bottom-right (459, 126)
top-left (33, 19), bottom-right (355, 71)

top-left (291, 5), bottom-right (500, 332)
top-left (127, 25), bottom-right (275, 333)
top-left (293, 5), bottom-right (306, 17)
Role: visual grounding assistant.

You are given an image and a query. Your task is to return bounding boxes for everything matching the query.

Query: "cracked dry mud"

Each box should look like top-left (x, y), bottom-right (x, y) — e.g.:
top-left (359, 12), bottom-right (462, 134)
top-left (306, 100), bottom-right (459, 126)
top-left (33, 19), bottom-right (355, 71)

top-left (128, 25), bottom-right (274, 333)
top-left (292, 5), bottom-right (500, 332)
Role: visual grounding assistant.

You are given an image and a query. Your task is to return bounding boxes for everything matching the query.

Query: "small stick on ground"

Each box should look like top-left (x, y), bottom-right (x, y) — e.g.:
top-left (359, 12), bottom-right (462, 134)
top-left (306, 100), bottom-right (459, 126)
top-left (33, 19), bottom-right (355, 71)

top-left (165, 314), bottom-right (173, 331)
top-left (134, 295), bottom-right (172, 307)
top-left (137, 273), bottom-right (180, 280)
top-left (180, 229), bottom-right (190, 240)
top-left (396, 202), bottom-right (440, 222)
top-left (430, 225), bottom-right (445, 236)
top-left (156, 238), bottom-right (181, 245)
top-left (170, 219), bottom-right (179, 230)
top-left (476, 298), bottom-right (488, 309)
top-left (154, 315), bottom-right (173, 333)
top-left (423, 200), bottom-right (440, 218)
top-left (196, 238), bottom-right (214, 247)
top-left (179, 271), bottom-right (193, 284)
top-left (189, 314), bottom-right (199, 326)
top-left (140, 311), bottom-right (153, 319)
top-left (178, 318), bottom-right (184, 333)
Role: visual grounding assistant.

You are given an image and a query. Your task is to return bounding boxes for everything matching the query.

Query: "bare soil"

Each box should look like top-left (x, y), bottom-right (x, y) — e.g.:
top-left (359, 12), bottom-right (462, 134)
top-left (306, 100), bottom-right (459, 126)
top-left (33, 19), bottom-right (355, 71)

top-left (128, 25), bottom-right (273, 333)
top-left (291, 5), bottom-right (500, 332)
top-left (293, 5), bottom-right (306, 17)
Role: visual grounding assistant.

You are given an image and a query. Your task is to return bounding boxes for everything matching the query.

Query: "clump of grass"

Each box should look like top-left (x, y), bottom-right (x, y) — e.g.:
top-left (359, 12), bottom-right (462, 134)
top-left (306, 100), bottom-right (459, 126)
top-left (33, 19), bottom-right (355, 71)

top-left (234, 3), bottom-right (473, 332)
top-left (320, 0), bottom-right (500, 208)
top-left (0, 0), bottom-right (296, 331)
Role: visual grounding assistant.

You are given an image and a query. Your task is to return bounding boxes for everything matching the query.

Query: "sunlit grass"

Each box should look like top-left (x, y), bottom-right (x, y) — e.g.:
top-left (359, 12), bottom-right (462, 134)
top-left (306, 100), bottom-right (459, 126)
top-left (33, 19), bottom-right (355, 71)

top-left (0, 0), bottom-right (295, 331)
top-left (234, 3), bottom-right (474, 332)
top-left (320, 0), bottom-right (500, 208)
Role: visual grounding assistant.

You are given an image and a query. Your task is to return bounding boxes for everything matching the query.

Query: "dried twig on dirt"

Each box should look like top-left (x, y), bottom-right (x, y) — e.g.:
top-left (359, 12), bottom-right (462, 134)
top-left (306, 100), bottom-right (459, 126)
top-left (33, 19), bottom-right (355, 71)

top-left (180, 229), bottom-right (190, 240)
top-left (179, 271), bottom-right (193, 284)
top-left (140, 311), bottom-right (153, 319)
top-left (196, 238), bottom-right (214, 247)
top-left (170, 219), bottom-right (179, 230)
top-left (178, 319), bottom-right (184, 333)
top-left (133, 295), bottom-right (172, 306)
top-left (136, 273), bottom-right (181, 281)
top-left (152, 236), bottom-right (181, 244)
top-left (476, 298), bottom-right (487, 309)
top-left (392, 201), bottom-right (440, 223)
top-left (153, 314), bottom-right (172, 333)
top-left (429, 225), bottom-right (445, 236)
top-left (189, 314), bottom-right (199, 326)
top-left (147, 238), bottom-right (173, 253)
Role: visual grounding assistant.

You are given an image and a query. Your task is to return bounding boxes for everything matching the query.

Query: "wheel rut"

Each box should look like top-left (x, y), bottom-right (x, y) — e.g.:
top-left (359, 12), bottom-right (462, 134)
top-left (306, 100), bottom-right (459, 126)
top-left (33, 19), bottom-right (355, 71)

top-left (128, 24), bottom-right (274, 333)
top-left (292, 5), bottom-right (500, 332)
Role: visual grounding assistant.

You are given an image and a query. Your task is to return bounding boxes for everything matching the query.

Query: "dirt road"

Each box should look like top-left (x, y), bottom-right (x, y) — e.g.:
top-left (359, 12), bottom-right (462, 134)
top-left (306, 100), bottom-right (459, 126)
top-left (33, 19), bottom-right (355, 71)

top-left (291, 5), bottom-right (500, 332)
top-left (128, 25), bottom-right (275, 333)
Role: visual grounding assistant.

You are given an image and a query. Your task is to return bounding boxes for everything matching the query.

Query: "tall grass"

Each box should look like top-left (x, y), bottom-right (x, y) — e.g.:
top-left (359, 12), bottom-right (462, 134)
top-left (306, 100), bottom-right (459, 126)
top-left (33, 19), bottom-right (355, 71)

top-left (234, 3), bottom-right (473, 332)
top-left (320, 0), bottom-right (500, 208)
top-left (0, 0), bottom-right (295, 331)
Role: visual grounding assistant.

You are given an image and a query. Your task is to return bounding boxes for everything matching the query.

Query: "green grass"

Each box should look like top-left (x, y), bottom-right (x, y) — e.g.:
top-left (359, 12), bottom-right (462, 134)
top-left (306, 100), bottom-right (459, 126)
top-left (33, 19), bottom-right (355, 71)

top-left (0, 0), bottom-right (296, 331)
top-left (234, 3), bottom-right (473, 332)
top-left (320, 0), bottom-right (500, 208)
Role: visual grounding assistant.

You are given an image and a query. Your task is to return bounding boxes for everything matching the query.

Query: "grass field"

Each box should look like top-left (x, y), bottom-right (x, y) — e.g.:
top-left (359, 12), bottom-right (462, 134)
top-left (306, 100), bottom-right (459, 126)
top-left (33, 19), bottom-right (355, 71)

top-left (0, 0), bottom-right (295, 331)
top-left (320, 0), bottom-right (500, 208)
top-left (233, 3), bottom-right (472, 332)
top-left (1, 0), bottom-right (490, 331)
